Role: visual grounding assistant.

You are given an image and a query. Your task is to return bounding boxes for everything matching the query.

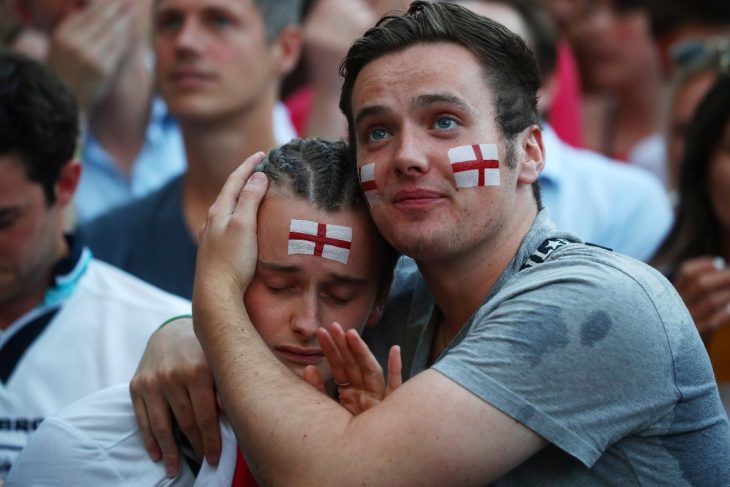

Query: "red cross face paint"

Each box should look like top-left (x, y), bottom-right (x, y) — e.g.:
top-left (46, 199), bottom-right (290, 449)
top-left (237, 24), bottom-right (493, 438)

top-left (448, 144), bottom-right (500, 188)
top-left (358, 162), bottom-right (380, 205)
top-left (288, 219), bottom-right (352, 264)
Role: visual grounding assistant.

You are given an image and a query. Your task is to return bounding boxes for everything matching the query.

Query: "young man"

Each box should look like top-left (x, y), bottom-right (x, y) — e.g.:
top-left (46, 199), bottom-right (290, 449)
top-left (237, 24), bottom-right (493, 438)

top-left (0, 51), bottom-right (190, 479)
top-left (81, 0), bottom-right (303, 298)
top-left (137, 2), bottom-right (729, 484)
top-left (6, 138), bottom-right (399, 486)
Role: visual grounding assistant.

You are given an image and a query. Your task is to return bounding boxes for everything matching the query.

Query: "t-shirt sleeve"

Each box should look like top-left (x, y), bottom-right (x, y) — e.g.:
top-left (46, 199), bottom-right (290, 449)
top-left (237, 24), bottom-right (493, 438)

top-left (432, 258), bottom-right (682, 467)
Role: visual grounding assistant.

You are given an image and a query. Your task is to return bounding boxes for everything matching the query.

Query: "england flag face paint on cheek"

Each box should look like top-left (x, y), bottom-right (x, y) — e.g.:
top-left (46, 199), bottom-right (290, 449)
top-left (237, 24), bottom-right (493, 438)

top-left (288, 219), bottom-right (353, 264)
top-left (448, 144), bottom-right (500, 189)
top-left (359, 162), bottom-right (380, 205)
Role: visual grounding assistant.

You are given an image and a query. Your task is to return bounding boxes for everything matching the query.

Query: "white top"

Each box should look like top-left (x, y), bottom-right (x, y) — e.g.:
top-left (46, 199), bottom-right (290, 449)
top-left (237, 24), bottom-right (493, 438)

top-left (6, 383), bottom-right (238, 486)
top-left (1, 256), bottom-right (190, 479)
top-left (5, 384), bottom-right (195, 486)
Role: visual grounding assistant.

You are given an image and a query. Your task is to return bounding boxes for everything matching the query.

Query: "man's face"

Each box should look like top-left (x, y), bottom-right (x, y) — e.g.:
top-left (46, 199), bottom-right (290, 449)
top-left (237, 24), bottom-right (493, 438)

top-left (244, 187), bottom-right (385, 382)
top-left (350, 42), bottom-right (520, 262)
top-left (153, 0), bottom-right (279, 121)
top-left (567, 0), bottom-right (654, 91)
top-left (0, 154), bottom-right (60, 313)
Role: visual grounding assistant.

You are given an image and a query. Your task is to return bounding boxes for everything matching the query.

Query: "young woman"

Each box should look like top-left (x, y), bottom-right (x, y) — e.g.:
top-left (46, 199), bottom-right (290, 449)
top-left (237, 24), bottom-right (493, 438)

top-left (652, 74), bottom-right (730, 408)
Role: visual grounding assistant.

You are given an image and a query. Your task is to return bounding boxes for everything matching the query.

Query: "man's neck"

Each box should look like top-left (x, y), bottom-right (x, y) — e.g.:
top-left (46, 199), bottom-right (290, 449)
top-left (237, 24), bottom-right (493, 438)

top-left (418, 202), bottom-right (537, 339)
top-left (179, 104), bottom-right (278, 240)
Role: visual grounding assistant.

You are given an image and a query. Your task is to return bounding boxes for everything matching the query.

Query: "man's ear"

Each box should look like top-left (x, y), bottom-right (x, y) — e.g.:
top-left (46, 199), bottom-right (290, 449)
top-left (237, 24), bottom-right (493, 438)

top-left (272, 25), bottom-right (304, 77)
top-left (366, 274), bottom-right (393, 327)
top-left (517, 125), bottom-right (545, 186)
top-left (55, 160), bottom-right (81, 208)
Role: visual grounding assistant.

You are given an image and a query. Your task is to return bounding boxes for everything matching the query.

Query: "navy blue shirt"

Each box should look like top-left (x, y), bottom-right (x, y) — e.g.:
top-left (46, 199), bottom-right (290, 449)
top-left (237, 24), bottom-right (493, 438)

top-left (82, 176), bottom-right (197, 299)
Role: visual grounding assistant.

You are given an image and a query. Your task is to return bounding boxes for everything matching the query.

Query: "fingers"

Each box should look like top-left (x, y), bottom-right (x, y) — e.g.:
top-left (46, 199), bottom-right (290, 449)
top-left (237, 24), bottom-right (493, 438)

top-left (303, 365), bottom-right (327, 394)
top-left (130, 378), bottom-right (179, 477)
top-left (49, 0), bottom-right (136, 108)
top-left (208, 152), bottom-right (266, 221)
top-left (316, 326), bottom-right (349, 387)
top-left (673, 257), bottom-right (730, 335)
top-left (345, 329), bottom-right (384, 393)
top-left (189, 382), bottom-right (222, 466)
top-left (130, 381), bottom-right (162, 462)
top-left (386, 345), bottom-right (402, 395)
top-left (328, 322), bottom-right (366, 388)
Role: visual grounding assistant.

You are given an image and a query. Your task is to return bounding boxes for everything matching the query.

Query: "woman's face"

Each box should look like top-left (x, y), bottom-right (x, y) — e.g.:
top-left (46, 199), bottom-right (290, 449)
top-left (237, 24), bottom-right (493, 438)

top-left (708, 119), bottom-right (730, 229)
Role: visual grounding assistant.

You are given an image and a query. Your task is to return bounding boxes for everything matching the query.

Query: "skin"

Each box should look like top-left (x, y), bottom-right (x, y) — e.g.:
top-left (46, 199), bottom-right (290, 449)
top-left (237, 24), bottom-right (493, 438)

top-left (566, 0), bottom-right (663, 160)
top-left (131, 180), bottom-right (400, 475)
top-left (151, 0), bottom-right (301, 240)
top-left (154, 0), bottom-right (295, 123)
top-left (247, 187), bottom-right (387, 381)
top-left (18, 0), bottom-right (154, 171)
top-left (129, 0), bottom-right (302, 473)
top-left (0, 154), bottom-right (79, 329)
top-left (191, 42), bottom-right (547, 485)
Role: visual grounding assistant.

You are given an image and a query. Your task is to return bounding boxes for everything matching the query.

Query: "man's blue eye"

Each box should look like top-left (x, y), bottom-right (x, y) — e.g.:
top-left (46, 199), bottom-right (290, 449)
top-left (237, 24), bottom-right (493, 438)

top-left (369, 128), bottom-right (389, 141)
top-left (435, 117), bottom-right (457, 129)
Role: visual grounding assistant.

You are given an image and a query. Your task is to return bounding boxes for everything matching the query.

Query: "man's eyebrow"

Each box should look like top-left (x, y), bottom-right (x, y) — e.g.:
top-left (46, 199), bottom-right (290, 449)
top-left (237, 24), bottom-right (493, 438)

top-left (259, 261), bottom-right (369, 286)
top-left (413, 93), bottom-right (473, 113)
top-left (259, 261), bottom-right (301, 273)
top-left (354, 105), bottom-right (391, 127)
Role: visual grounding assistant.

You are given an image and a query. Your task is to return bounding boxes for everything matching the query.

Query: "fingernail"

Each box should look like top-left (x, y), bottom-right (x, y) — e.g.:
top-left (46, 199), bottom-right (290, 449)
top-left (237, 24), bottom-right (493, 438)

top-left (166, 464), bottom-right (178, 478)
top-left (207, 454), bottom-right (219, 465)
top-left (247, 172), bottom-right (267, 184)
top-left (714, 257), bottom-right (726, 270)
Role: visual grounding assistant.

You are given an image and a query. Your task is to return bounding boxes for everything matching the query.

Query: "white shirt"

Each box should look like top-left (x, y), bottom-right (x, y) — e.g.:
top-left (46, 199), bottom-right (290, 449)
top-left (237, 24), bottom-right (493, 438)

top-left (1, 247), bottom-right (190, 479)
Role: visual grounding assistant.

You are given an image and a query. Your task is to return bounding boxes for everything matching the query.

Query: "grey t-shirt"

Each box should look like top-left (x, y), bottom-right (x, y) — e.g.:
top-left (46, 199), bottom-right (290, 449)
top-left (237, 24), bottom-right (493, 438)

top-left (367, 210), bottom-right (730, 485)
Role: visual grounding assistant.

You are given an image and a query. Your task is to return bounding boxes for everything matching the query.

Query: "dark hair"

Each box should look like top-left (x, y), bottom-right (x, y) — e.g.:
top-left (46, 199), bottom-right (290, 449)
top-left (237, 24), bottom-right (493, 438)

top-left (340, 1), bottom-right (540, 144)
top-left (338, 1), bottom-right (542, 204)
top-left (651, 74), bottom-right (730, 270)
top-left (257, 138), bottom-right (400, 289)
top-left (253, 0), bottom-right (303, 41)
top-left (0, 49), bottom-right (78, 205)
top-left (257, 138), bottom-right (364, 212)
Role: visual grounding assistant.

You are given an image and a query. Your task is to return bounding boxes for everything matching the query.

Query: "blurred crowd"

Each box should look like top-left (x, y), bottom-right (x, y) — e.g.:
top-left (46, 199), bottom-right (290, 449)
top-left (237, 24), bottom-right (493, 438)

top-left (1, 0), bottom-right (729, 481)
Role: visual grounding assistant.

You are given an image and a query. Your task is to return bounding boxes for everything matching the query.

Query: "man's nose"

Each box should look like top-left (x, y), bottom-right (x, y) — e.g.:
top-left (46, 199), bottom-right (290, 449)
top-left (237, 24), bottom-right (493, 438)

top-left (174, 18), bottom-right (205, 53)
top-left (393, 124), bottom-right (430, 176)
top-left (290, 294), bottom-right (321, 339)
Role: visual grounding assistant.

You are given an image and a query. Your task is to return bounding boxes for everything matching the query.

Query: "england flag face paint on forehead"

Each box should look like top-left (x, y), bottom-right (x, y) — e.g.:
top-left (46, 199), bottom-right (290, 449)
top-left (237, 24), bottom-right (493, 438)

top-left (358, 162), bottom-right (380, 205)
top-left (288, 219), bottom-right (353, 264)
top-left (448, 144), bottom-right (500, 189)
